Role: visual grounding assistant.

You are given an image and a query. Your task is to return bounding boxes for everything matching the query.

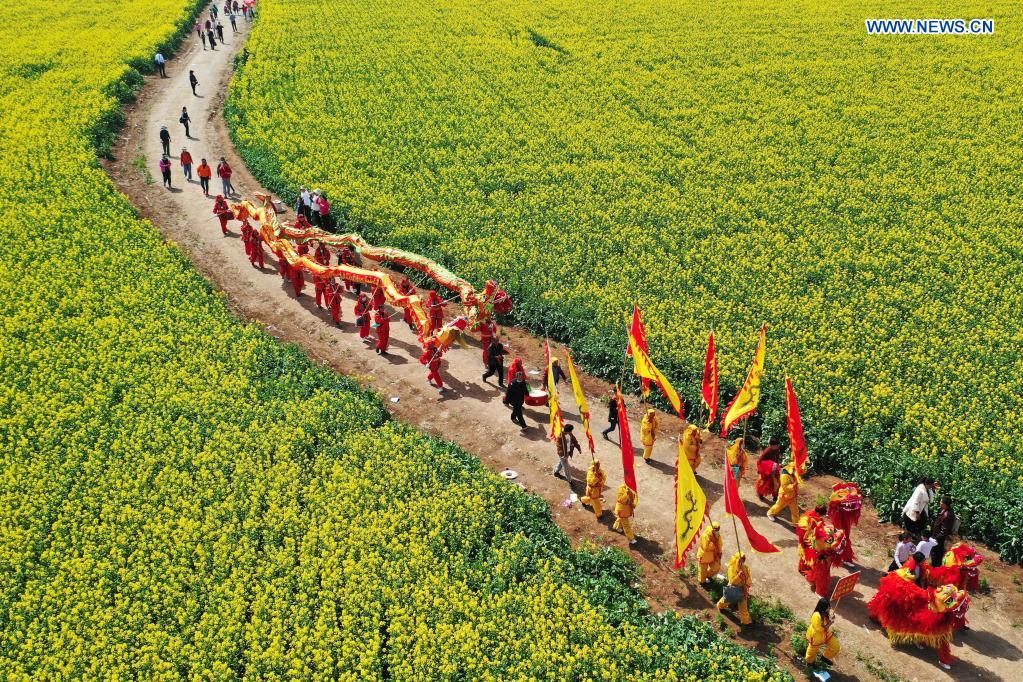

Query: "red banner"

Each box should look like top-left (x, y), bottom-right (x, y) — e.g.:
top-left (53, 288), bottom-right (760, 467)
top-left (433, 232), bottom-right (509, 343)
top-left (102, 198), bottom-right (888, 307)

top-left (702, 330), bottom-right (719, 427)
top-left (785, 377), bottom-right (809, 480)
top-left (617, 388), bottom-right (637, 493)
top-left (627, 305), bottom-right (651, 396)
top-left (724, 455), bottom-right (780, 554)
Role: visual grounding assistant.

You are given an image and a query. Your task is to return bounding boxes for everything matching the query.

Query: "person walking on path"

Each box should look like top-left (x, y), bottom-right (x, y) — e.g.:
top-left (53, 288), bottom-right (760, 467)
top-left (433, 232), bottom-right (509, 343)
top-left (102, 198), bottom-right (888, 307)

top-left (199, 28), bottom-right (207, 50)
top-left (158, 156), bottom-right (172, 189)
top-left (767, 460), bottom-right (801, 523)
top-left (481, 337), bottom-right (507, 387)
top-left (216, 22), bottom-right (225, 44)
top-left (207, 28), bottom-right (217, 50)
top-left (195, 20), bottom-right (203, 43)
top-left (197, 158), bottom-right (212, 196)
top-left (189, 70), bottom-right (199, 96)
top-left (580, 459), bottom-right (606, 519)
top-left (179, 147), bottom-right (193, 181)
top-left (639, 407), bottom-right (659, 462)
top-left (154, 52), bottom-right (167, 78)
top-left (229, 11), bottom-right (238, 33)
top-left (601, 389), bottom-right (618, 440)
top-left (553, 423), bottom-right (580, 486)
top-left (216, 157), bottom-right (235, 196)
top-left (159, 125), bottom-right (170, 156)
top-left (697, 521), bottom-right (723, 584)
top-left (212, 194), bottom-right (232, 235)
top-left (804, 598), bottom-right (840, 665)
top-left (902, 477), bottom-right (937, 535)
top-left (373, 306), bottom-right (390, 355)
top-left (179, 107), bottom-right (191, 138)
top-left (504, 376), bottom-right (528, 428)
top-left (716, 552), bottom-right (753, 625)
top-left (210, 4), bottom-right (218, 20)
top-left (613, 483), bottom-right (639, 545)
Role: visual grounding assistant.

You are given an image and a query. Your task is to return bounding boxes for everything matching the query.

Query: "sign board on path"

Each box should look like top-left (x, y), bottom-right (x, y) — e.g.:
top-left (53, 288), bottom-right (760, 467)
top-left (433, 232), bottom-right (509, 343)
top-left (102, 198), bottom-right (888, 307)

top-left (830, 571), bottom-right (861, 606)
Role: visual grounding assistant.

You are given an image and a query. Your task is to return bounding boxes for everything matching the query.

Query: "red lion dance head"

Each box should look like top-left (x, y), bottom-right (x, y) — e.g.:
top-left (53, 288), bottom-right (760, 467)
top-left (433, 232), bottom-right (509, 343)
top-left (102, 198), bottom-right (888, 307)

top-left (931, 542), bottom-right (984, 592)
top-left (828, 481), bottom-right (862, 527)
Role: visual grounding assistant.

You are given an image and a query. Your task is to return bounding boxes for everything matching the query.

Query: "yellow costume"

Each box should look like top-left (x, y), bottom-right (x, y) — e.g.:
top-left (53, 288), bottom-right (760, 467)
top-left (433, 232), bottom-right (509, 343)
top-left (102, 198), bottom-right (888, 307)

top-left (680, 424), bottom-right (702, 471)
top-left (696, 522), bottom-right (723, 583)
top-left (726, 440), bottom-right (748, 483)
top-left (716, 552), bottom-right (752, 625)
top-left (640, 409), bottom-right (659, 461)
top-left (613, 483), bottom-right (639, 543)
top-left (580, 460), bottom-right (607, 518)
top-left (767, 463), bottom-right (800, 522)
top-left (804, 611), bottom-right (840, 663)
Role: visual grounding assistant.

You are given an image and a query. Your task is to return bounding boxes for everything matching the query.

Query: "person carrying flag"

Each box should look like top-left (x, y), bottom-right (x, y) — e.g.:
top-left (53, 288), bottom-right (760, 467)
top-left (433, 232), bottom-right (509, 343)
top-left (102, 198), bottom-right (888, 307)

top-left (640, 407), bottom-right (659, 462)
top-left (613, 483), bottom-right (639, 546)
top-left (553, 423), bottom-right (580, 485)
top-left (697, 521), bottom-right (723, 585)
top-left (680, 424), bottom-right (702, 471)
top-left (767, 459), bottom-right (801, 523)
top-left (727, 438), bottom-right (749, 485)
top-left (716, 551), bottom-right (753, 626)
top-left (580, 459), bottom-right (606, 518)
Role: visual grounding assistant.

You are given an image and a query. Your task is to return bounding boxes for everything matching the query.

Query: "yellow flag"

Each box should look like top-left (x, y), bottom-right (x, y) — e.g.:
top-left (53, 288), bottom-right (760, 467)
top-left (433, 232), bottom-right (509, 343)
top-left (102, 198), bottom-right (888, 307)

top-left (565, 351), bottom-right (595, 453)
top-left (674, 448), bottom-right (708, 568)
top-left (629, 335), bottom-right (684, 417)
top-left (722, 324), bottom-right (767, 435)
top-left (546, 342), bottom-right (564, 441)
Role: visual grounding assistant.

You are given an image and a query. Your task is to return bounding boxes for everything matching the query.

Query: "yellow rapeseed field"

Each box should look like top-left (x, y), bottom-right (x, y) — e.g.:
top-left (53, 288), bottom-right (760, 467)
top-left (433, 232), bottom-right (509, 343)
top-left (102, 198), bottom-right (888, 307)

top-left (0, 0), bottom-right (787, 677)
top-left (228, 0), bottom-right (1023, 560)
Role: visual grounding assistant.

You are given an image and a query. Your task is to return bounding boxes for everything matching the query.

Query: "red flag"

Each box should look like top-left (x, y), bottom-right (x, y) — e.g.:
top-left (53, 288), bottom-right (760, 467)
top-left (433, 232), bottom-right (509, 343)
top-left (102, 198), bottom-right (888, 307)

top-left (701, 330), bottom-right (719, 427)
top-left (785, 377), bottom-right (809, 480)
top-left (724, 456), bottom-right (780, 554)
top-left (616, 388), bottom-right (637, 493)
top-left (627, 306), bottom-right (651, 396)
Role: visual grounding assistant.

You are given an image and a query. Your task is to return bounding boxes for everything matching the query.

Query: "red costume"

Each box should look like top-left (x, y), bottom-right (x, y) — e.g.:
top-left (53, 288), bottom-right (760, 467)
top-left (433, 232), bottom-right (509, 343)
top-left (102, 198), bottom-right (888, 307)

top-left (240, 221), bottom-right (253, 258)
top-left (339, 247), bottom-right (358, 290)
top-left (294, 214), bottom-right (312, 230)
top-left (421, 340), bottom-right (444, 388)
top-left (754, 445), bottom-right (781, 501)
top-left (480, 318), bottom-right (497, 366)
top-left (427, 290), bottom-right (444, 332)
top-left (398, 278), bottom-right (416, 327)
top-left (507, 357), bottom-right (526, 383)
top-left (372, 285), bottom-right (386, 309)
top-left (314, 242), bottom-right (331, 266)
top-left (827, 482), bottom-right (863, 564)
top-left (868, 570), bottom-right (969, 667)
top-left (354, 294), bottom-right (371, 339)
top-left (373, 307), bottom-right (390, 354)
top-left (801, 521), bottom-right (846, 597)
top-left (327, 278), bottom-right (343, 325)
top-left (931, 543), bottom-right (984, 593)
top-left (212, 195), bottom-right (232, 235)
top-left (291, 267), bottom-right (304, 296)
top-left (314, 272), bottom-right (328, 307)
top-left (249, 228), bottom-right (264, 268)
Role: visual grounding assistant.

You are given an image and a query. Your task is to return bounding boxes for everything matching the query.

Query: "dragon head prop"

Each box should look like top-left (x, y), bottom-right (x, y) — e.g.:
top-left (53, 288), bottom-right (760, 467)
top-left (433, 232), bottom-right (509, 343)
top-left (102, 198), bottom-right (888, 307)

top-left (828, 481), bottom-right (863, 527)
top-left (483, 280), bottom-right (514, 316)
top-left (931, 583), bottom-right (970, 617)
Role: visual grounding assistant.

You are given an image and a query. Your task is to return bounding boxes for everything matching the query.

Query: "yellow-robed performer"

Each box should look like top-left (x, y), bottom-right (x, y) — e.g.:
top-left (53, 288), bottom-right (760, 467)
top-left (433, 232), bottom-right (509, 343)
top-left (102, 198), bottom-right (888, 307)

top-left (716, 551), bottom-right (753, 625)
top-left (679, 423), bottom-right (702, 471)
top-left (805, 597), bottom-right (841, 664)
top-left (767, 460), bottom-right (800, 523)
top-left (613, 483), bottom-right (639, 545)
top-left (640, 408), bottom-right (659, 461)
top-left (580, 460), bottom-right (606, 518)
top-left (696, 521), bottom-right (723, 584)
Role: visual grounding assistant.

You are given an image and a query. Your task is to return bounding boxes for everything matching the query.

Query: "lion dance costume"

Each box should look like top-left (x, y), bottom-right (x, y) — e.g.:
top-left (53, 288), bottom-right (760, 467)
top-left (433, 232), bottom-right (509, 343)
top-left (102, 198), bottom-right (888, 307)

top-left (827, 481), bottom-right (862, 565)
top-left (799, 516), bottom-right (846, 597)
top-left (868, 570), bottom-right (970, 668)
top-left (931, 542), bottom-right (984, 592)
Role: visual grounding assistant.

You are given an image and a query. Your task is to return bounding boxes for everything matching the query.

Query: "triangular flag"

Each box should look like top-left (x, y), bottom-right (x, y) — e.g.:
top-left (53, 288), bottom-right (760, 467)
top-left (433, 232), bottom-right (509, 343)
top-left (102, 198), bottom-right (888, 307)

top-left (722, 324), bottom-right (766, 436)
top-left (724, 454), bottom-right (780, 554)
top-left (629, 334), bottom-right (684, 418)
top-left (674, 450), bottom-right (708, 568)
top-left (565, 351), bottom-right (595, 454)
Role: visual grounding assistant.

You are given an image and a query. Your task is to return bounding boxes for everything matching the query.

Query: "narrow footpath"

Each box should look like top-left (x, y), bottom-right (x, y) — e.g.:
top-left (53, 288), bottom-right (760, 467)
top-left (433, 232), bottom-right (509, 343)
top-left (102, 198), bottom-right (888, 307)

top-left (104, 6), bottom-right (1023, 680)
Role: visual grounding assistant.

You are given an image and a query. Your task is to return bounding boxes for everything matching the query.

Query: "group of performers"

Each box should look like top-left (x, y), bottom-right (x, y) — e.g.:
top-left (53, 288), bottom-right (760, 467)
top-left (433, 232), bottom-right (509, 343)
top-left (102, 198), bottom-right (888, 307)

top-left (216, 195), bottom-right (989, 674)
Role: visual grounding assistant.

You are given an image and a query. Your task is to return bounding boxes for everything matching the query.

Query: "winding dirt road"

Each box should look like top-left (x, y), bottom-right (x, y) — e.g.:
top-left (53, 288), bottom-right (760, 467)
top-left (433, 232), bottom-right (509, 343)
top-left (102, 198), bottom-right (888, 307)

top-left (105, 6), bottom-right (1023, 680)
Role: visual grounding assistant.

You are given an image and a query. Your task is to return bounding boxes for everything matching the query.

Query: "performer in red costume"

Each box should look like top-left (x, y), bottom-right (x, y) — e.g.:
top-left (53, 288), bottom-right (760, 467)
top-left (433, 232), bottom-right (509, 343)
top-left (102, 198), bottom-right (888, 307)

top-left (314, 240), bottom-right (331, 266)
top-left (240, 219), bottom-right (253, 258)
top-left (326, 277), bottom-right (343, 326)
top-left (828, 481), bottom-right (863, 566)
top-left (479, 317), bottom-right (498, 367)
top-left (868, 570), bottom-right (969, 670)
top-left (397, 277), bottom-right (417, 329)
top-left (338, 246), bottom-right (358, 290)
top-left (754, 436), bottom-right (783, 502)
top-left (427, 290), bottom-right (444, 332)
top-left (373, 306), bottom-right (390, 355)
top-left (249, 226), bottom-right (264, 268)
top-left (421, 339), bottom-right (445, 390)
top-left (294, 213), bottom-right (312, 231)
top-left (372, 284), bottom-right (386, 309)
top-left (354, 292), bottom-right (372, 340)
top-left (802, 521), bottom-right (846, 597)
top-left (314, 271), bottom-right (328, 308)
top-left (212, 195), bottom-right (232, 235)
top-left (796, 504), bottom-right (827, 577)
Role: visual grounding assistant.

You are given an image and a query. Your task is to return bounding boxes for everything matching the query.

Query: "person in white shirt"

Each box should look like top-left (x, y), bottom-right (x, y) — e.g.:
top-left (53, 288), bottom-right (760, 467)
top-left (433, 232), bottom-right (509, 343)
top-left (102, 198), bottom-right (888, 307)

top-left (888, 532), bottom-right (917, 571)
top-left (901, 477), bottom-right (936, 534)
top-left (916, 533), bottom-right (938, 563)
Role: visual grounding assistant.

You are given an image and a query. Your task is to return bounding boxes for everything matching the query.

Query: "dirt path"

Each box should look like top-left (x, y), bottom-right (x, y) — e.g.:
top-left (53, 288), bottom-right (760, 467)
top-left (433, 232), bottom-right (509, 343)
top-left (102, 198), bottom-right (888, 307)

top-left (105, 6), bottom-right (1023, 680)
